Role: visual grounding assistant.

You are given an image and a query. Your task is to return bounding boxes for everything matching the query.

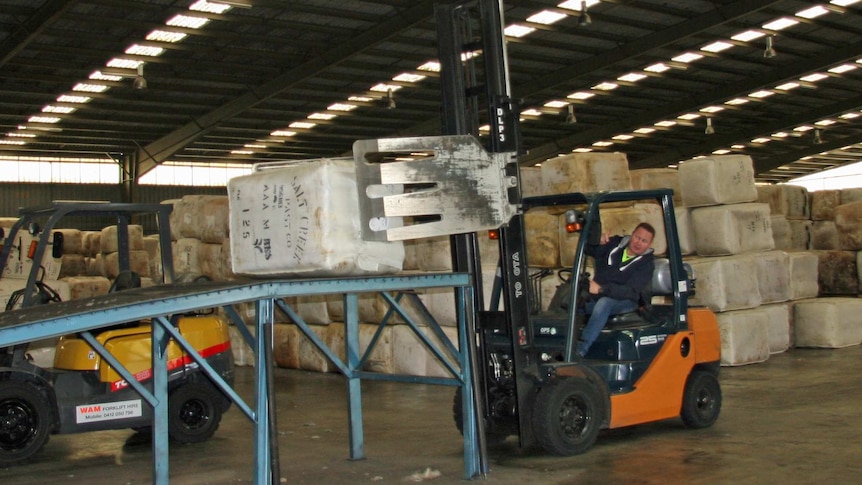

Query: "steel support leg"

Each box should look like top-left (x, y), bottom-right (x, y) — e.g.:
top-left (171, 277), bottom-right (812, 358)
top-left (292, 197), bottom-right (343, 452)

top-left (152, 320), bottom-right (170, 484)
top-left (344, 293), bottom-right (365, 460)
top-left (254, 298), bottom-right (273, 484)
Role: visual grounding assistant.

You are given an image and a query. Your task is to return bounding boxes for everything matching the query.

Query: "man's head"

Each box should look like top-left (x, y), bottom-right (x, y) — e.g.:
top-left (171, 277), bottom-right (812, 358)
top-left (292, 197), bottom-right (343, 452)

top-left (628, 222), bottom-right (655, 255)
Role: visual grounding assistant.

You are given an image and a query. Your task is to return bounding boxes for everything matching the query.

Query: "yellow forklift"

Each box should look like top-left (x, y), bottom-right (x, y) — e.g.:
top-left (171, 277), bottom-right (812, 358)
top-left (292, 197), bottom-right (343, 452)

top-left (0, 202), bottom-right (233, 465)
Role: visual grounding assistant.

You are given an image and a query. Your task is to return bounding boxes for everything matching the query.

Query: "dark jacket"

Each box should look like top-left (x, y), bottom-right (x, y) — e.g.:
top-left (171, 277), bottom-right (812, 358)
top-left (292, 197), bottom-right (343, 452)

top-left (586, 235), bottom-right (655, 303)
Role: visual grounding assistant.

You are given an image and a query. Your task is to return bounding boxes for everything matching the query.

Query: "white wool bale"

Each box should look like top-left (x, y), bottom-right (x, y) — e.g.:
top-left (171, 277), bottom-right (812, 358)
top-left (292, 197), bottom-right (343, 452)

top-left (810, 190), bottom-right (840, 221)
top-left (325, 292), bottom-right (405, 325)
top-left (754, 251), bottom-right (791, 304)
top-left (172, 195), bottom-right (230, 243)
top-left (228, 158), bottom-right (404, 277)
top-left (173, 238), bottom-right (202, 275)
top-left (403, 240), bottom-right (420, 271)
top-left (676, 207), bottom-right (696, 256)
top-left (717, 308), bottom-right (770, 366)
top-left (691, 203), bottom-right (773, 256)
top-left (142, 235), bottom-right (161, 260)
top-left (104, 250), bottom-right (150, 279)
top-left (162, 199), bottom-right (182, 242)
top-left (60, 276), bottom-right (111, 300)
top-left (90, 253), bottom-right (106, 277)
top-left (288, 294), bottom-right (331, 325)
top-left (100, 225), bottom-right (145, 254)
top-left (526, 208), bottom-right (560, 268)
top-left (357, 323), bottom-right (394, 374)
top-left (787, 252), bottom-right (819, 300)
top-left (413, 234), bottom-right (500, 271)
top-left (520, 166), bottom-right (546, 197)
top-left (197, 243), bottom-right (222, 281)
top-left (795, 298), bottom-right (862, 348)
top-left (298, 323), bottom-right (340, 373)
top-left (629, 168), bottom-right (681, 203)
top-left (811, 221), bottom-right (840, 250)
top-left (81, 231), bottom-right (99, 257)
top-left (834, 201), bottom-right (862, 250)
top-left (409, 266), bottom-right (499, 326)
top-left (756, 184), bottom-right (809, 220)
top-left (678, 155), bottom-right (757, 207)
top-left (817, 250), bottom-right (859, 296)
top-left (273, 323), bottom-right (300, 369)
top-left (760, 303), bottom-right (792, 354)
top-left (53, 228), bottom-right (84, 254)
top-left (391, 324), bottom-right (460, 377)
top-left (687, 254), bottom-right (762, 312)
top-left (58, 254), bottom-right (88, 278)
top-left (540, 152), bottom-right (632, 195)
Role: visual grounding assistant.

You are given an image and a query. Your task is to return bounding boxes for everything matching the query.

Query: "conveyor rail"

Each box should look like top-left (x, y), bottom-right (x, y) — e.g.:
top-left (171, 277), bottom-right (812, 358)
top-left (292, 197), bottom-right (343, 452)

top-left (0, 273), bottom-right (479, 484)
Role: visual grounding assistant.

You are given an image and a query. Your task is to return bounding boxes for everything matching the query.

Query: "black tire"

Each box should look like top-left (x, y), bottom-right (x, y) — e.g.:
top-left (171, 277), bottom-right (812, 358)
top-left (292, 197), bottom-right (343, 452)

top-left (452, 387), bottom-right (509, 446)
top-left (681, 370), bottom-right (722, 429)
top-left (168, 382), bottom-right (222, 444)
top-left (532, 377), bottom-right (603, 456)
top-left (0, 381), bottom-right (52, 465)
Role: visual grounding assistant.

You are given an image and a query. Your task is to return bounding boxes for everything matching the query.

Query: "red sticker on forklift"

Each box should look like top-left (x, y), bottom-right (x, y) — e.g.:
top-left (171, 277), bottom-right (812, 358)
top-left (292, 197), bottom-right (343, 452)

top-left (76, 399), bottom-right (142, 424)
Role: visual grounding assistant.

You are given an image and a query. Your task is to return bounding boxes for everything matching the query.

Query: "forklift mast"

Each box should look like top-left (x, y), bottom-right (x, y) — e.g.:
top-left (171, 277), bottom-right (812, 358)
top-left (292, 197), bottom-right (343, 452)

top-left (435, 0), bottom-right (539, 449)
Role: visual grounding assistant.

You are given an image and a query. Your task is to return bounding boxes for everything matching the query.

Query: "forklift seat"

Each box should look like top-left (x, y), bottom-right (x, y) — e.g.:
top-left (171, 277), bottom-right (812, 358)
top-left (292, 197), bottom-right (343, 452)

top-left (607, 258), bottom-right (674, 327)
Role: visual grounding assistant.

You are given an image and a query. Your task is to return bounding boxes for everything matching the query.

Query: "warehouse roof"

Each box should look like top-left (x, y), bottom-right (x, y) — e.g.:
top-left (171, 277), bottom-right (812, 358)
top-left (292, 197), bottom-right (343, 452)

top-left (1, 0), bottom-right (861, 184)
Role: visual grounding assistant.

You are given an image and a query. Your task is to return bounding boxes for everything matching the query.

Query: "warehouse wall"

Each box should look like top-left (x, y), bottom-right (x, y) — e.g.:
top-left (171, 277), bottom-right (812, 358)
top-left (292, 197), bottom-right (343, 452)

top-left (0, 183), bottom-right (226, 232)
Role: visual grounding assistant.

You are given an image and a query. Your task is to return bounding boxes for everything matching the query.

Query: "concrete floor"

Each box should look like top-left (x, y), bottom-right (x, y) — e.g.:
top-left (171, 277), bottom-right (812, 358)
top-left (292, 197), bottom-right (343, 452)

top-left (2, 345), bottom-right (862, 484)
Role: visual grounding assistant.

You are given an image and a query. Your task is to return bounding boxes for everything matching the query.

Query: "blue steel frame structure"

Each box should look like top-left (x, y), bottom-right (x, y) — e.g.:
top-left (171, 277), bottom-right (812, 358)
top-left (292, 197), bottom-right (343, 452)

top-left (0, 274), bottom-right (480, 484)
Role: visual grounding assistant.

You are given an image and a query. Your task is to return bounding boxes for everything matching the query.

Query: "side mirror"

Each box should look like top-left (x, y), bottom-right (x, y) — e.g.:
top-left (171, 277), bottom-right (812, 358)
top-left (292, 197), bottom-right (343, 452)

top-left (52, 231), bottom-right (64, 259)
top-left (28, 222), bottom-right (40, 236)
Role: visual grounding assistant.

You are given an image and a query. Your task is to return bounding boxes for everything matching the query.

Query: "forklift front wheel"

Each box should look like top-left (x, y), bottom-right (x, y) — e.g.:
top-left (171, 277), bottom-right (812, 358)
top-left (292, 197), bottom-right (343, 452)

top-left (168, 382), bottom-right (223, 444)
top-left (680, 370), bottom-right (722, 429)
top-left (532, 376), bottom-right (602, 456)
top-left (0, 381), bottom-right (52, 465)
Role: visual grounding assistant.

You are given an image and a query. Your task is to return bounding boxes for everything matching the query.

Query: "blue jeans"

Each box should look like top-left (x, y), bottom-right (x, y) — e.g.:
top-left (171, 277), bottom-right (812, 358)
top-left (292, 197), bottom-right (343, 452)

top-left (577, 297), bottom-right (637, 356)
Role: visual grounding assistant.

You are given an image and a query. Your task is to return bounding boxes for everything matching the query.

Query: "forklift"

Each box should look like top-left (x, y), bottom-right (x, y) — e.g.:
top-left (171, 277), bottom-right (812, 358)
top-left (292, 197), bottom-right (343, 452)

top-left (432, 1), bottom-right (722, 459)
top-left (0, 202), bottom-right (234, 465)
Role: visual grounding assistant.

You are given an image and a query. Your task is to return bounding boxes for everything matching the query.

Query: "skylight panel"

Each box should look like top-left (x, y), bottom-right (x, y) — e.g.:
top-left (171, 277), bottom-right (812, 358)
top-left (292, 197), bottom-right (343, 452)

top-left (796, 5), bottom-right (830, 19)
top-left (644, 63), bottom-right (670, 73)
top-left (146, 30), bottom-right (187, 43)
top-left (125, 44), bottom-right (164, 57)
top-left (190, 1), bottom-right (232, 14)
top-left (504, 24), bottom-right (535, 38)
top-left (701, 41), bottom-right (733, 53)
top-left (617, 72), bottom-right (646, 83)
top-left (327, 103), bottom-right (357, 111)
top-left (527, 10), bottom-right (567, 25)
top-left (591, 82), bottom-right (618, 91)
top-left (544, 100), bottom-right (569, 108)
top-left (167, 15), bottom-right (210, 29)
top-left (762, 18), bottom-right (799, 31)
top-left (828, 64), bottom-right (857, 74)
top-left (731, 30), bottom-right (766, 42)
top-left (800, 73), bottom-right (828, 82)
top-left (567, 91), bottom-right (595, 100)
top-left (370, 83), bottom-right (402, 92)
top-left (671, 52), bottom-right (703, 63)
top-left (392, 73), bottom-right (426, 83)
top-left (417, 61), bottom-right (441, 72)
top-left (73, 83), bottom-right (109, 93)
top-left (288, 121), bottom-right (316, 129)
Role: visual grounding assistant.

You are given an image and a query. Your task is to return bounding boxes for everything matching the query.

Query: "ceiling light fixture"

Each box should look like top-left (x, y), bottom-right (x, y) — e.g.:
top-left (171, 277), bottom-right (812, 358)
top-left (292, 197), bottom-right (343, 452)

top-left (387, 88), bottom-right (396, 109)
top-left (566, 104), bottom-right (577, 124)
top-left (814, 129), bottom-right (824, 144)
top-left (133, 63), bottom-right (147, 90)
top-left (764, 36), bottom-right (777, 58)
top-left (705, 117), bottom-right (715, 135)
top-left (578, 1), bottom-right (592, 26)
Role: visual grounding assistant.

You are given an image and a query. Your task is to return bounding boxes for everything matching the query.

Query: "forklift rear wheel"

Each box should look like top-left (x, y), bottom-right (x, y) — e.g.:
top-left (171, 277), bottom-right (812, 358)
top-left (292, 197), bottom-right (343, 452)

top-left (0, 381), bottom-right (52, 465)
top-left (168, 382), bottom-right (222, 444)
top-left (452, 387), bottom-right (509, 446)
top-left (532, 377), bottom-right (602, 456)
top-left (681, 370), bottom-right (722, 428)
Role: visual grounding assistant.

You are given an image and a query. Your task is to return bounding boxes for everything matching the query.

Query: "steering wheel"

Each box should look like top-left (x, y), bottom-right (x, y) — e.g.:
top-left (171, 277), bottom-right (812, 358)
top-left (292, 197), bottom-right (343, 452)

top-left (34, 281), bottom-right (62, 305)
top-left (557, 268), bottom-right (572, 284)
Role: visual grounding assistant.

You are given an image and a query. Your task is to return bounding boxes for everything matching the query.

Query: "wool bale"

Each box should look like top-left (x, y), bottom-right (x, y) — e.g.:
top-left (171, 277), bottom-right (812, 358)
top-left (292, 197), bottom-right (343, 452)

top-left (810, 190), bottom-right (840, 220)
top-left (391, 324), bottom-right (459, 377)
top-left (717, 307), bottom-right (770, 366)
top-left (520, 166), bottom-right (546, 198)
top-left (678, 155), bottom-right (757, 207)
top-left (834, 201), bottom-right (862, 250)
top-left (53, 228), bottom-right (84, 255)
top-left (755, 250), bottom-right (790, 304)
top-left (756, 184), bottom-right (809, 220)
top-left (217, 238), bottom-right (236, 281)
top-left (58, 254), bottom-right (88, 278)
top-left (412, 234), bottom-right (499, 271)
top-left (60, 276), bottom-right (111, 300)
top-left (90, 253), bottom-right (106, 277)
top-left (403, 240), bottom-right (420, 271)
top-left (162, 199), bottom-right (182, 242)
top-left (325, 292), bottom-right (405, 325)
top-left (811, 221), bottom-right (840, 250)
top-left (788, 252), bottom-right (819, 300)
top-left (357, 323), bottom-right (395, 374)
top-left (198, 243), bottom-right (222, 281)
top-left (526, 208), bottom-right (560, 268)
top-left (840, 187), bottom-right (862, 204)
top-left (629, 168), bottom-right (681, 203)
top-left (691, 203), bottom-right (773, 256)
top-left (227, 158), bottom-right (404, 277)
top-left (273, 323), bottom-right (301, 369)
top-left (540, 152), bottom-right (632, 195)
top-left (298, 323), bottom-right (340, 373)
top-left (229, 325), bottom-right (256, 367)
top-left (174, 238), bottom-right (202, 275)
top-left (172, 195), bottom-right (230, 243)
top-left (288, 294), bottom-right (331, 325)
top-left (817, 250), bottom-right (859, 296)
top-left (761, 303), bottom-right (792, 354)
top-left (99, 225), bottom-right (145, 254)
top-left (795, 298), bottom-right (862, 348)
top-left (409, 266), bottom-right (499, 327)
top-left (676, 207), bottom-right (696, 256)
top-left (687, 254), bottom-right (762, 312)
top-left (104, 250), bottom-right (150, 279)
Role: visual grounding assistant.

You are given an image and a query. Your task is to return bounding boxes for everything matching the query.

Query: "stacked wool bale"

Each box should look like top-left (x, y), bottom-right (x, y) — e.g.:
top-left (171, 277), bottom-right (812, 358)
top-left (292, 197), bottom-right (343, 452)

top-left (679, 155), bottom-right (787, 366)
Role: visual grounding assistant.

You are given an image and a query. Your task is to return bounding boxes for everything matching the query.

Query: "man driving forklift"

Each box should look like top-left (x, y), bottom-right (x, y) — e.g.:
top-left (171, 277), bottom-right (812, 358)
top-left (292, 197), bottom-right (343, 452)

top-left (577, 222), bottom-right (656, 357)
